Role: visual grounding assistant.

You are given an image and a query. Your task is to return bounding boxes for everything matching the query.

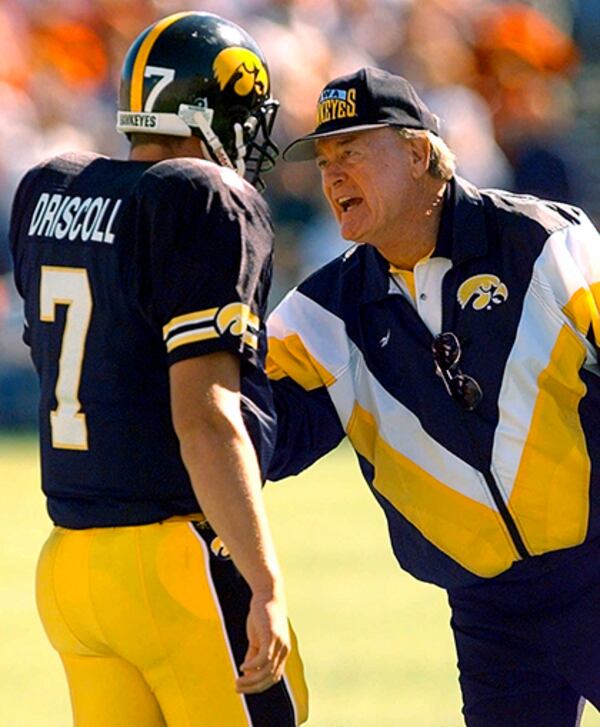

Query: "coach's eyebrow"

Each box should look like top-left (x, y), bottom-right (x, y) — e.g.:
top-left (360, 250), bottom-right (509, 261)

top-left (316, 134), bottom-right (361, 156)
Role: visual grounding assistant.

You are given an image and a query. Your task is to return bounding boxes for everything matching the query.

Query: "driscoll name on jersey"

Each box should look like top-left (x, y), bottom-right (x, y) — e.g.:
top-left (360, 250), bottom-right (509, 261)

top-left (28, 193), bottom-right (122, 244)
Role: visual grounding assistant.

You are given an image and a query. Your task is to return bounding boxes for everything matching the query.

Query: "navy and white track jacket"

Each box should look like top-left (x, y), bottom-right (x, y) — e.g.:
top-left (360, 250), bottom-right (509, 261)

top-left (267, 176), bottom-right (600, 589)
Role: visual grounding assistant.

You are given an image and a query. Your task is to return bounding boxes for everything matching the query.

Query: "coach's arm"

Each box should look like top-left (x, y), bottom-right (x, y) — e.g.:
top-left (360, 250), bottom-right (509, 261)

top-left (265, 314), bottom-right (346, 480)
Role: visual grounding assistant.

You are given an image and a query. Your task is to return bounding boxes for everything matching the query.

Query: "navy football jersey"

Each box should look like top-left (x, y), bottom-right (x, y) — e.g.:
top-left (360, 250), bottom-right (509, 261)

top-left (10, 152), bottom-right (275, 528)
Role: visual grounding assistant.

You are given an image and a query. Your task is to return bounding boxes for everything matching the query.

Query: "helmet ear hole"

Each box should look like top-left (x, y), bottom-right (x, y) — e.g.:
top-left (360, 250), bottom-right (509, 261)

top-left (116, 11), bottom-right (279, 188)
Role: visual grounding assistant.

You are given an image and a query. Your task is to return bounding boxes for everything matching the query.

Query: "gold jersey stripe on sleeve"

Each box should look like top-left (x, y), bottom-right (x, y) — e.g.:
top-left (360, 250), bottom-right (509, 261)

top-left (346, 402), bottom-right (519, 578)
top-left (267, 333), bottom-right (337, 389)
top-left (164, 303), bottom-right (260, 354)
top-left (163, 308), bottom-right (219, 339)
top-left (130, 12), bottom-right (193, 112)
top-left (166, 328), bottom-right (219, 353)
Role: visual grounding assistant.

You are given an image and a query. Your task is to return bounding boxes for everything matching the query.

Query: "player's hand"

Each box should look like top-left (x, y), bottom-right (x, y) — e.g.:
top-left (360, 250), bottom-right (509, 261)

top-left (236, 590), bottom-right (290, 694)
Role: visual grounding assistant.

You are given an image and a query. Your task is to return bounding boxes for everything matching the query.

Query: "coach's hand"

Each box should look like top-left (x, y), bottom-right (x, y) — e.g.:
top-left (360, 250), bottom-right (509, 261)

top-left (236, 590), bottom-right (290, 694)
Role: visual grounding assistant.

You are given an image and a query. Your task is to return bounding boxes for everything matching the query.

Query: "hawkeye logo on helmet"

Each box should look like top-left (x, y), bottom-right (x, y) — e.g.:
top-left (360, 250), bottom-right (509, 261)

top-left (213, 47), bottom-right (268, 97)
top-left (316, 87), bottom-right (357, 125)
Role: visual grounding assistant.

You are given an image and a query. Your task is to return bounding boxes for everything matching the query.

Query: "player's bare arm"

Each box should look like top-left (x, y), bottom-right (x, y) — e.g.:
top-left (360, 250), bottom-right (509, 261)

top-left (170, 351), bottom-right (290, 694)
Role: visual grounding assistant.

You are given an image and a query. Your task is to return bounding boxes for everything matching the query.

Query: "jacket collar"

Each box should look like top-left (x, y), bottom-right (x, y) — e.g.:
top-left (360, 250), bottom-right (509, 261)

top-left (360, 176), bottom-right (489, 304)
top-left (437, 175), bottom-right (488, 263)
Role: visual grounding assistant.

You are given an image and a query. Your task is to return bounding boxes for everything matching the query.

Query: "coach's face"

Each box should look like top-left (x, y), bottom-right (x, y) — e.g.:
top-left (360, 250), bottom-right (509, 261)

top-left (316, 127), bottom-right (421, 248)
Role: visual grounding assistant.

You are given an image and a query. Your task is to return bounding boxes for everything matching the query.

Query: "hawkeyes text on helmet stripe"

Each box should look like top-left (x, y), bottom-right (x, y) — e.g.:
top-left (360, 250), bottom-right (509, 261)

top-left (130, 12), bottom-right (193, 112)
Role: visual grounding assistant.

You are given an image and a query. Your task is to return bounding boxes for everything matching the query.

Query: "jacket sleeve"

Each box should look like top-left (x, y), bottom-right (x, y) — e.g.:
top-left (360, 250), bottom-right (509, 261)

top-left (266, 290), bottom-right (345, 480)
top-left (543, 208), bottom-right (600, 350)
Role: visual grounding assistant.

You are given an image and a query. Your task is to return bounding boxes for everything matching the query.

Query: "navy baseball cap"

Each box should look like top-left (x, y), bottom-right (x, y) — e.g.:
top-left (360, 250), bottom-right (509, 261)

top-left (283, 67), bottom-right (440, 162)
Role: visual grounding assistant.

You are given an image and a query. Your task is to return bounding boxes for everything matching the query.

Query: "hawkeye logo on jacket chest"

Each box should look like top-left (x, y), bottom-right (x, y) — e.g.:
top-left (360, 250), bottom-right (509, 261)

top-left (457, 274), bottom-right (509, 311)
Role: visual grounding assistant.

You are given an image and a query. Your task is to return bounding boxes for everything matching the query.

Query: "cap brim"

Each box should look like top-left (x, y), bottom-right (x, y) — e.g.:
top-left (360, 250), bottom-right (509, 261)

top-left (282, 123), bottom-right (390, 162)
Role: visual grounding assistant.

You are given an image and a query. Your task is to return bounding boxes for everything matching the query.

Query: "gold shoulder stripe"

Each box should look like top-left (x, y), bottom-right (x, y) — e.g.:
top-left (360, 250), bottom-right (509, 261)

top-left (131, 12), bottom-right (193, 112)
top-left (166, 328), bottom-right (219, 353)
top-left (267, 334), bottom-right (336, 389)
top-left (163, 308), bottom-right (219, 339)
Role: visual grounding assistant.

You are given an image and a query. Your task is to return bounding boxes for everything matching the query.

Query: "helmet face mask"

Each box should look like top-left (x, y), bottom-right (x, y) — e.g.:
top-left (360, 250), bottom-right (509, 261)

top-left (243, 98), bottom-right (279, 189)
top-left (117, 11), bottom-right (279, 188)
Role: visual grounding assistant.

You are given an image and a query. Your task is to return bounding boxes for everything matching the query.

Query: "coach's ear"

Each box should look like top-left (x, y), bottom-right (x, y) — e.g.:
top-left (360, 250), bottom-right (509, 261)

top-left (407, 135), bottom-right (431, 180)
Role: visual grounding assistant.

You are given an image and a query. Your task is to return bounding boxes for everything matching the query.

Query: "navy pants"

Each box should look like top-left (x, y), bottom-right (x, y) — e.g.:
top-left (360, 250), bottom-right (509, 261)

top-left (448, 540), bottom-right (600, 726)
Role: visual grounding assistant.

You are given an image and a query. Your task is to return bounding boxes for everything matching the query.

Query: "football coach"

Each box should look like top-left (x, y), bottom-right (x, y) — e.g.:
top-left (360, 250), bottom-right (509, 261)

top-left (265, 66), bottom-right (600, 726)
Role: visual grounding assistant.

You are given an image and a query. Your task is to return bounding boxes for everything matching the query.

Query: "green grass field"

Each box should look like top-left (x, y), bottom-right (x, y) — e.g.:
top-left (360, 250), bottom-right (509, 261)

top-left (1, 434), bottom-right (599, 726)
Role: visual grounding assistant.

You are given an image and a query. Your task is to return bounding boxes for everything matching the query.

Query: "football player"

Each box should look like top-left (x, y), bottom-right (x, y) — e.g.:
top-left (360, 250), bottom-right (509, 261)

top-left (9, 12), bottom-right (307, 727)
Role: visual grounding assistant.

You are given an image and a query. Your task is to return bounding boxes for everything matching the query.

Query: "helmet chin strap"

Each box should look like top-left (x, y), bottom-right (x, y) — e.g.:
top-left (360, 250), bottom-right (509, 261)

top-left (184, 108), bottom-right (246, 178)
top-left (232, 123), bottom-right (246, 177)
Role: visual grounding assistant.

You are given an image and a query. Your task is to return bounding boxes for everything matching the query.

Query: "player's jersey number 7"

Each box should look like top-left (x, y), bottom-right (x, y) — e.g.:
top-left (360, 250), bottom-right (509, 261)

top-left (40, 266), bottom-right (92, 451)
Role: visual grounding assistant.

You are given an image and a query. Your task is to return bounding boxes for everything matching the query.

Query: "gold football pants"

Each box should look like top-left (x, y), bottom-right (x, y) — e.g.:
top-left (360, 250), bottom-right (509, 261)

top-left (36, 520), bottom-right (308, 726)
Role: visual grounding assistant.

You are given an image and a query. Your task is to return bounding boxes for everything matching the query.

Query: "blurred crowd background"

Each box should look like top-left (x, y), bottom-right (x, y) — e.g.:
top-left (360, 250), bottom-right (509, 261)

top-left (0, 0), bottom-right (599, 429)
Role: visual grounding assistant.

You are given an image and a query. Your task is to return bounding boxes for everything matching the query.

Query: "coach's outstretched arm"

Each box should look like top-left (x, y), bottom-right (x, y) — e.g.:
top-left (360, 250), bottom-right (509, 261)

top-left (266, 291), bottom-right (347, 481)
top-left (267, 374), bottom-right (346, 479)
top-left (170, 351), bottom-right (290, 694)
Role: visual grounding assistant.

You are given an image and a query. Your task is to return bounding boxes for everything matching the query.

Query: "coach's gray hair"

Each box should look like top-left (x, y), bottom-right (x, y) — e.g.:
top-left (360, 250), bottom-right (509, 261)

top-left (397, 128), bottom-right (456, 181)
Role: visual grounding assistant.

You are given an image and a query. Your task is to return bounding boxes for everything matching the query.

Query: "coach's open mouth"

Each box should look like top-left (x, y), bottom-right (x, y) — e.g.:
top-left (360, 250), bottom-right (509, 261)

top-left (338, 196), bottom-right (362, 213)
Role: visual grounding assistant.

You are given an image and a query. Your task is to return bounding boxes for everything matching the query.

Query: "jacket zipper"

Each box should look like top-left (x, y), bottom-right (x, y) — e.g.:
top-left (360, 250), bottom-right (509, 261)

top-left (391, 273), bottom-right (531, 560)
top-left (436, 273), bottom-right (531, 561)
top-left (434, 338), bottom-right (531, 559)
top-left (482, 470), bottom-right (530, 559)
top-left (454, 402), bottom-right (530, 560)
